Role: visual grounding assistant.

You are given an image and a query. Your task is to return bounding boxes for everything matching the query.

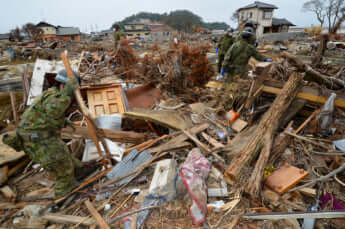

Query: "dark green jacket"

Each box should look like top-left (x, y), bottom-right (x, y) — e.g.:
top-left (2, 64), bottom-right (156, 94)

top-left (114, 31), bottom-right (126, 48)
top-left (222, 39), bottom-right (265, 76)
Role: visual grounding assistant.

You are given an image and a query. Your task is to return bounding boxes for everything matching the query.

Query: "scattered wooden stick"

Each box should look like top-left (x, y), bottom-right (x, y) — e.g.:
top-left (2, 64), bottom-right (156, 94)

top-left (284, 131), bottom-right (330, 150)
top-left (109, 193), bottom-right (133, 218)
top-left (295, 110), bottom-right (319, 134)
top-left (84, 199), bottom-right (111, 229)
top-left (289, 161), bottom-right (345, 192)
top-left (108, 206), bottom-right (159, 224)
top-left (220, 212), bottom-right (243, 229)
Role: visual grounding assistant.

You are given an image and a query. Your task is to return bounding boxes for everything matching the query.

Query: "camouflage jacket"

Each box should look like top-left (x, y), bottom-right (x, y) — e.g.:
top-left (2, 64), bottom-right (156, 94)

top-left (222, 39), bottom-right (265, 76)
top-left (114, 31), bottom-right (126, 47)
top-left (218, 34), bottom-right (234, 56)
top-left (18, 77), bottom-right (79, 132)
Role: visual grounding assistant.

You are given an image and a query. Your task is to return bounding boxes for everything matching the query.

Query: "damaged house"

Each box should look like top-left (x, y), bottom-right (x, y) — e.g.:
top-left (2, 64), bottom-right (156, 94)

top-left (236, 1), bottom-right (295, 38)
top-left (35, 21), bottom-right (81, 42)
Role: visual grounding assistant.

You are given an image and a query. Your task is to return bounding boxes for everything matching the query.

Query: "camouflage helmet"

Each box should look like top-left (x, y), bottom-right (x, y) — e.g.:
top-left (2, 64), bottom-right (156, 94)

top-left (242, 27), bottom-right (254, 39)
top-left (2, 133), bottom-right (22, 152)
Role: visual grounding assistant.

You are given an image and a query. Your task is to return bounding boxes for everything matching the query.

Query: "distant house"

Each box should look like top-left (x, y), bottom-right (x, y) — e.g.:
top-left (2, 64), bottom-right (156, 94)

top-left (100, 29), bottom-right (113, 37)
top-left (56, 26), bottom-right (80, 41)
top-left (35, 21), bottom-right (80, 41)
top-left (148, 24), bottom-right (171, 40)
top-left (0, 33), bottom-right (10, 41)
top-left (124, 23), bottom-right (151, 39)
top-left (236, 1), bottom-right (295, 38)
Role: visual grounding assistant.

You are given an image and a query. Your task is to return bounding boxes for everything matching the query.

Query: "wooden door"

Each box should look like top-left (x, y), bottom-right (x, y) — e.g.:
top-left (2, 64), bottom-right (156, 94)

top-left (87, 86), bottom-right (125, 117)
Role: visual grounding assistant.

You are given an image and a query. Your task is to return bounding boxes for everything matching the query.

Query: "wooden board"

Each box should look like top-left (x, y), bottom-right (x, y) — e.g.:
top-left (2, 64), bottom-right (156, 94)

top-left (124, 108), bottom-right (193, 130)
top-left (263, 86), bottom-right (345, 108)
top-left (0, 138), bottom-right (25, 166)
top-left (265, 164), bottom-right (309, 194)
top-left (87, 85), bottom-right (126, 117)
top-left (61, 126), bottom-right (147, 144)
top-left (43, 214), bottom-right (95, 226)
top-left (231, 119), bottom-right (248, 132)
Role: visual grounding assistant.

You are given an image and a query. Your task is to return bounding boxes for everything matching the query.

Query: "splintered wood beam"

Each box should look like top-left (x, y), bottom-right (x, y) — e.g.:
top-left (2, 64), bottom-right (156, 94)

top-left (9, 92), bottom-right (18, 125)
top-left (61, 51), bottom-right (112, 165)
top-left (84, 199), bottom-right (111, 229)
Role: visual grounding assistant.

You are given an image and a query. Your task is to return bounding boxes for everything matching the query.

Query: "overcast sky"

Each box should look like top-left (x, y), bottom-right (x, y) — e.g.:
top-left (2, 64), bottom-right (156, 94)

top-left (1, 0), bottom-right (319, 33)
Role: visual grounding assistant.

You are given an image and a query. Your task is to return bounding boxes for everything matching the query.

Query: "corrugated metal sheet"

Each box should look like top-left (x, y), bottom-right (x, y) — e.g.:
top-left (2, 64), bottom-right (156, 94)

top-left (56, 27), bottom-right (80, 36)
top-left (106, 149), bottom-right (152, 185)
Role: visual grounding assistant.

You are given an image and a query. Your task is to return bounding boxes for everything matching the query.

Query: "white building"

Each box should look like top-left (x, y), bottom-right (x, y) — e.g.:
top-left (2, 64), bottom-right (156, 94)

top-left (236, 1), bottom-right (294, 38)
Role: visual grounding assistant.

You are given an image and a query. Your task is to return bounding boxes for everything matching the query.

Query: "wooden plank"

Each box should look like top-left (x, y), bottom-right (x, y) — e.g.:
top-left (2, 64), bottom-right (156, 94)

top-left (243, 210), bottom-right (345, 220)
top-left (61, 126), bottom-right (147, 144)
top-left (43, 214), bottom-right (95, 226)
top-left (0, 138), bottom-right (25, 166)
top-left (262, 86), bottom-right (345, 108)
top-left (0, 185), bottom-right (16, 201)
top-left (84, 199), bottom-right (110, 229)
top-left (231, 119), bottom-right (248, 132)
top-left (299, 188), bottom-right (317, 197)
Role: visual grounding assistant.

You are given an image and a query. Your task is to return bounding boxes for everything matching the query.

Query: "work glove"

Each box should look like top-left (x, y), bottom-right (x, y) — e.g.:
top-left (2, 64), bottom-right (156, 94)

top-left (265, 59), bottom-right (272, 62)
top-left (216, 48), bottom-right (219, 54)
top-left (221, 68), bottom-right (227, 77)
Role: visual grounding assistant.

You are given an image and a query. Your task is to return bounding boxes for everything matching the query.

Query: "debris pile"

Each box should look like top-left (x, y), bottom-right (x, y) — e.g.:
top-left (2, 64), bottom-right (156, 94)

top-left (0, 33), bottom-right (345, 229)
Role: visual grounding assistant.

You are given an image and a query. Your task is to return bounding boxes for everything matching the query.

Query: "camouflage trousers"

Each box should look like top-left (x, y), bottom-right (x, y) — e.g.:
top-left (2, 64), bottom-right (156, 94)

top-left (18, 132), bottom-right (80, 198)
top-left (217, 54), bottom-right (225, 73)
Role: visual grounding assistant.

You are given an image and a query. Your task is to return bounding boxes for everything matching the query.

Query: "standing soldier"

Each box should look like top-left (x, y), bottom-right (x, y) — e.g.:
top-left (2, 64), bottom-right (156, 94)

top-left (217, 29), bottom-right (234, 73)
top-left (3, 70), bottom-right (82, 199)
top-left (221, 28), bottom-right (270, 89)
top-left (113, 24), bottom-right (126, 50)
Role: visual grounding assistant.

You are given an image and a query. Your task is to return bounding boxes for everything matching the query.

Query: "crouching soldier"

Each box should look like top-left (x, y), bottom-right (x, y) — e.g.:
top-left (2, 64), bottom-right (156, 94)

top-left (3, 70), bottom-right (82, 199)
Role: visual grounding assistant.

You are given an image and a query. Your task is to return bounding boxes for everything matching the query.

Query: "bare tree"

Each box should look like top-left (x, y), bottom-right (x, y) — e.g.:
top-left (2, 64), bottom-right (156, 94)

top-left (302, 0), bottom-right (326, 27)
top-left (302, 0), bottom-right (345, 34)
top-left (9, 27), bottom-right (23, 42)
top-left (22, 23), bottom-right (42, 40)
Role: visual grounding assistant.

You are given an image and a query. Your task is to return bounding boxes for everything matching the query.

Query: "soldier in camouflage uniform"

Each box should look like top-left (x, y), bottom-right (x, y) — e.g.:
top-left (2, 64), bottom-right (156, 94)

top-left (3, 70), bottom-right (81, 198)
top-left (217, 30), bottom-right (234, 73)
top-left (114, 24), bottom-right (126, 50)
top-left (221, 28), bottom-right (266, 88)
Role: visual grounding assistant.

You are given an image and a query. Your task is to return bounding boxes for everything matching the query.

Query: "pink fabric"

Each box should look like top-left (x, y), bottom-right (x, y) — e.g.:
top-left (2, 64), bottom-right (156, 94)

top-left (180, 148), bottom-right (211, 226)
top-left (321, 193), bottom-right (345, 210)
